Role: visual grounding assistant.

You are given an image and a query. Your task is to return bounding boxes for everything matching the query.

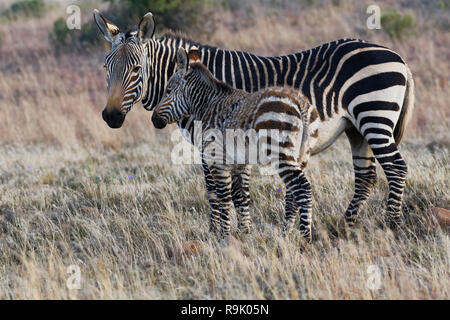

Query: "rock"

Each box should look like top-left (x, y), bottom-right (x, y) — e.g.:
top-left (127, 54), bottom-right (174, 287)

top-left (81, 206), bottom-right (100, 216)
top-left (179, 240), bottom-right (204, 257)
top-left (159, 214), bottom-right (177, 224)
top-left (425, 207), bottom-right (450, 227)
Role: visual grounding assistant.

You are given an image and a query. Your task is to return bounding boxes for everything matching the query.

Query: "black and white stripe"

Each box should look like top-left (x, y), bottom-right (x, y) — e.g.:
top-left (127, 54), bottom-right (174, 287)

top-left (95, 10), bottom-right (414, 231)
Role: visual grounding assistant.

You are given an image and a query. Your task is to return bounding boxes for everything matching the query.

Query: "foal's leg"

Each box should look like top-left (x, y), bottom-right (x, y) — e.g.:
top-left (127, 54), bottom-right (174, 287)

top-left (231, 166), bottom-right (252, 234)
top-left (202, 159), bottom-right (221, 233)
top-left (209, 165), bottom-right (234, 242)
top-left (277, 163), bottom-right (313, 242)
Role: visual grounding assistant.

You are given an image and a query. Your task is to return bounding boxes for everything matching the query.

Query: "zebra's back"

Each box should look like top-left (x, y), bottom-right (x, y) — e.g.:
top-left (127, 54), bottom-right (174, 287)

top-left (199, 38), bottom-right (408, 124)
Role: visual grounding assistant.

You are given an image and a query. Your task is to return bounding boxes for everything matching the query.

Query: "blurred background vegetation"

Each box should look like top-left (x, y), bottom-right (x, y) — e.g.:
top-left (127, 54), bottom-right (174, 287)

top-left (40, 0), bottom-right (444, 50)
top-left (1, 0), bottom-right (446, 51)
top-left (0, 0), bottom-right (448, 147)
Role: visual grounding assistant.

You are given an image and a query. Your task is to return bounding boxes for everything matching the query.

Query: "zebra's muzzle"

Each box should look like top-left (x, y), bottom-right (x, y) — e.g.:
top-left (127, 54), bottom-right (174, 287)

top-left (151, 114), bottom-right (167, 129)
top-left (102, 108), bottom-right (126, 129)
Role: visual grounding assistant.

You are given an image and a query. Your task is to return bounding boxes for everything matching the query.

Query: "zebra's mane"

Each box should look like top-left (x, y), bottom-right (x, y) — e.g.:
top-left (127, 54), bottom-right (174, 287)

top-left (158, 30), bottom-right (201, 45)
top-left (124, 27), bottom-right (138, 39)
top-left (189, 62), bottom-right (234, 94)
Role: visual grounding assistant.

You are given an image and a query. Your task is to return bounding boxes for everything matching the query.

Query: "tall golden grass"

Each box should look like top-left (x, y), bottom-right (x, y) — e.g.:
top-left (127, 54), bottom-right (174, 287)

top-left (0, 0), bottom-right (448, 299)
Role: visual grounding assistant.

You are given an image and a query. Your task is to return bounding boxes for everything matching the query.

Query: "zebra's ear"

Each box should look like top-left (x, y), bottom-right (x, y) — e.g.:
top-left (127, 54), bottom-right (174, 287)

top-left (176, 48), bottom-right (189, 75)
top-left (188, 47), bottom-right (200, 63)
top-left (93, 9), bottom-right (120, 43)
top-left (138, 12), bottom-right (155, 43)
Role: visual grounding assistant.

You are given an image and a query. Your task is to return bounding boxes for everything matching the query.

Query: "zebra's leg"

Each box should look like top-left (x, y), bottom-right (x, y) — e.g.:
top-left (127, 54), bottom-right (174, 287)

top-left (368, 137), bottom-right (408, 227)
top-left (344, 127), bottom-right (377, 225)
top-left (277, 164), bottom-right (313, 242)
top-left (209, 165), bottom-right (234, 242)
top-left (283, 191), bottom-right (299, 236)
top-left (202, 159), bottom-right (221, 233)
top-left (231, 166), bottom-right (251, 234)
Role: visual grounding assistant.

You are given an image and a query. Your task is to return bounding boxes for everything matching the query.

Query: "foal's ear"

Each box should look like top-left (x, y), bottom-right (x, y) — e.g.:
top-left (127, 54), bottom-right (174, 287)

top-left (176, 48), bottom-right (189, 75)
top-left (137, 12), bottom-right (155, 43)
top-left (188, 47), bottom-right (201, 63)
top-left (93, 9), bottom-right (120, 43)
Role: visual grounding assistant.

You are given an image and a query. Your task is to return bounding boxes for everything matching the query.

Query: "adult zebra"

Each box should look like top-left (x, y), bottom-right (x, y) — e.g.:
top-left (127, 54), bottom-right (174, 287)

top-left (94, 10), bottom-right (414, 232)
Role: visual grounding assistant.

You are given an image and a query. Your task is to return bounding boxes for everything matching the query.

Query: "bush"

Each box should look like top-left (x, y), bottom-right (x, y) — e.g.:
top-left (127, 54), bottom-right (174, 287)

top-left (50, 17), bottom-right (101, 52)
top-left (381, 9), bottom-right (415, 39)
top-left (104, 0), bottom-right (214, 33)
top-left (78, 22), bottom-right (102, 47)
top-left (49, 0), bottom-right (214, 53)
top-left (3, 0), bottom-right (46, 19)
top-left (50, 17), bottom-right (69, 46)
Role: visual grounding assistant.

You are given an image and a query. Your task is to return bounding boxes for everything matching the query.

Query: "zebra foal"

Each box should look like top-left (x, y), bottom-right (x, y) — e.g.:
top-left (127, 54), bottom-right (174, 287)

top-left (152, 48), bottom-right (321, 242)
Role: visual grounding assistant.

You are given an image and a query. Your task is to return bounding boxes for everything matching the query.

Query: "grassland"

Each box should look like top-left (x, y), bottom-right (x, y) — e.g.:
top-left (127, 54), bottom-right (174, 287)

top-left (0, 0), bottom-right (449, 299)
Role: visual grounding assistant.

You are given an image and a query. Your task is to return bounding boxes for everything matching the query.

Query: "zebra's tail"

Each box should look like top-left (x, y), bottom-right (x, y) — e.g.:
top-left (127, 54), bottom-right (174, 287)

top-left (394, 64), bottom-right (415, 145)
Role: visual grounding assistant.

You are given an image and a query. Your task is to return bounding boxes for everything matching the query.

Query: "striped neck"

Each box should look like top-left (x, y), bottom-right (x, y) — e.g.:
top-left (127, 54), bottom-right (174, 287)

top-left (142, 34), bottom-right (199, 111)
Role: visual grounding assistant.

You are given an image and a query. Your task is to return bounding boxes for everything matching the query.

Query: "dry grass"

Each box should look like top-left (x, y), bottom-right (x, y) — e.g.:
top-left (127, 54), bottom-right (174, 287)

top-left (0, 0), bottom-right (448, 299)
top-left (0, 138), bottom-right (448, 299)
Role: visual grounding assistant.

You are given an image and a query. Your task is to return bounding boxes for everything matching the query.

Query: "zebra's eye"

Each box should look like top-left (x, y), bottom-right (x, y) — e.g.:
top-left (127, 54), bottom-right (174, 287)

top-left (132, 65), bottom-right (141, 73)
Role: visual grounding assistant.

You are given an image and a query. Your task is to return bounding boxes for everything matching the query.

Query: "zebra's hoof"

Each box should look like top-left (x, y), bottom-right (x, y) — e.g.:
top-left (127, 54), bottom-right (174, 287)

top-left (237, 224), bottom-right (251, 235)
top-left (209, 227), bottom-right (218, 234)
top-left (386, 216), bottom-right (402, 230)
top-left (345, 219), bottom-right (356, 227)
top-left (281, 228), bottom-right (292, 238)
top-left (209, 223), bottom-right (220, 234)
top-left (344, 214), bottom-right (357, 226)
top-left (299, 237), bottom-right (312, 253)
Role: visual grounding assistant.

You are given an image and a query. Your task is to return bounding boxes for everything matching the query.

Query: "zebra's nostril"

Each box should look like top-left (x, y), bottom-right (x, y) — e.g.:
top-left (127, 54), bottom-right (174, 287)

top-left (102, 109), bottom-right (108, 121)
top-left (113, 109), bottom-right (123, 117)
top-left (152, 114), bottom-right (167, 129)
top-left (102, 108), bottom-right (126, 128)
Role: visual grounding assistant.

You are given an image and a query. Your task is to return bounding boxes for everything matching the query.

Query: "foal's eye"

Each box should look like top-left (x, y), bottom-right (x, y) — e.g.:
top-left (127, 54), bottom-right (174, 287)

top-left (132, 65), bottom-right (141, 73)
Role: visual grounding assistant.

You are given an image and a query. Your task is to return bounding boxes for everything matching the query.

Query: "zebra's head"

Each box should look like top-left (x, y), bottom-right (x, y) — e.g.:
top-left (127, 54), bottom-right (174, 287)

top-left (152, 48), bottom-right (197, 129)
top-left (94, 10), bottom-right (155, 128)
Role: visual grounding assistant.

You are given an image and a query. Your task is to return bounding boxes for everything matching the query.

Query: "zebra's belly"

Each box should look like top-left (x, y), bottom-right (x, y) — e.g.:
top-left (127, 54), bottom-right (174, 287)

top-left (310, 114), bottom-right (352, 156)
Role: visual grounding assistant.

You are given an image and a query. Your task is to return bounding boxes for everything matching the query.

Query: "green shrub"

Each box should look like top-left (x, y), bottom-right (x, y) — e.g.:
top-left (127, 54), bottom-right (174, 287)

top-left (49, 0), bottom-right (214, 52)
top-left (4, 0), bottom-right (46, 19)
top-left (50, 17), bottom-right (69, 46)
top-left (104, 0), bottom-right (213, 33)
top-left (78, 22), bottom-right (102, 47)
top-left (381, 9), bottom-right (415, 39)
top-left (436, 0), bottom-right (450, 10)
top-left (50, 17), bottom-right (101, 52)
